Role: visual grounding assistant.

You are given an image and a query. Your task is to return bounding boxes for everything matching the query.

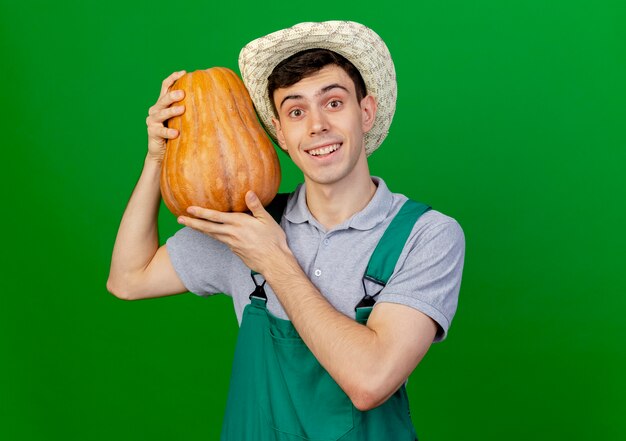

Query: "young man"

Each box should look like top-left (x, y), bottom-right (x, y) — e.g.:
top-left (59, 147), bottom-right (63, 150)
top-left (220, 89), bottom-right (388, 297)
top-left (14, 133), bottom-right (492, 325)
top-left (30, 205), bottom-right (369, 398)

top-left (108, 21), bottom-right (465, 440)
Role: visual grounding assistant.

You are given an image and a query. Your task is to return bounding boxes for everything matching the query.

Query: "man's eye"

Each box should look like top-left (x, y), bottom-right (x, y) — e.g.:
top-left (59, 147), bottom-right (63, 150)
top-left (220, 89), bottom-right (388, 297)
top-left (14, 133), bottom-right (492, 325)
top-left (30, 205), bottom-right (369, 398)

top-left (328, 100), bottom-right (342, 108)
top-left (289, 109), bottom-right (303, 117)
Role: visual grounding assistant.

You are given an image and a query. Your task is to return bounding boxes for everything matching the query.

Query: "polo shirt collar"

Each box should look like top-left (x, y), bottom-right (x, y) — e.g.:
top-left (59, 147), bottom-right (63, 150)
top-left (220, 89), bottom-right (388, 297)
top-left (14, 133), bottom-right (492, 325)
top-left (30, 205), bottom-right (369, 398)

top-left (283, 177), bottom-right (394, 231)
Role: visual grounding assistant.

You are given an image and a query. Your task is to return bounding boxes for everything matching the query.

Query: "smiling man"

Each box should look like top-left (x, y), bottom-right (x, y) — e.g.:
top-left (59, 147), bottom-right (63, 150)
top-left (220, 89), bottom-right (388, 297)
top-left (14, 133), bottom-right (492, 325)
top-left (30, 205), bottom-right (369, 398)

top-left (108, 21), bottom-right (465, 441)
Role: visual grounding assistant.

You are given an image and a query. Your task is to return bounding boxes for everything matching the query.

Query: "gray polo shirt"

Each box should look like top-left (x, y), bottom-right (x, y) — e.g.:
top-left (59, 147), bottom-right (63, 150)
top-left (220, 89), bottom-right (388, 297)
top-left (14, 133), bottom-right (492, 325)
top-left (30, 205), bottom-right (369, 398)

top-left (166, 177), bottom-right (465, 342)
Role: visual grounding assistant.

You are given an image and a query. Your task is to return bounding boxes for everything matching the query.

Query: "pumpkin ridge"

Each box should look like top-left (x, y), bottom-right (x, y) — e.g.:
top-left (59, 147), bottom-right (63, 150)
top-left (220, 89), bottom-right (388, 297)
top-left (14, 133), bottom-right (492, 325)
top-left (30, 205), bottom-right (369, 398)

top-left (222, 72), bottom-right (256, 210)
top-left (229, 70), bottom-right (281, 205)
top-left (232, 68), bottom-right (276, 205)
top-left (173, 73), bottom-right (191, 214)
top-left (161, 149), bottom-right (177, 216)
top-left (200, 70), bottom-right (220, 211)
top-left (209, 69), bottom-right (235, 211)
top-left (163, 78), bottom-right (184, 216)
top-left (195, 71), bottom-right (211, 211)
top-left (172, 75), bottom-right (190, 216)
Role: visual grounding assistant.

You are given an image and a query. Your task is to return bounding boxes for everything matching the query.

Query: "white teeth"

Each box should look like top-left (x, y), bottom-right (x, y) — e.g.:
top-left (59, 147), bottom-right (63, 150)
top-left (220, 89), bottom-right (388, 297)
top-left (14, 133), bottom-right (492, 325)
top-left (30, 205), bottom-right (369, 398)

top-left (308, 143), bottom-right (340, 156)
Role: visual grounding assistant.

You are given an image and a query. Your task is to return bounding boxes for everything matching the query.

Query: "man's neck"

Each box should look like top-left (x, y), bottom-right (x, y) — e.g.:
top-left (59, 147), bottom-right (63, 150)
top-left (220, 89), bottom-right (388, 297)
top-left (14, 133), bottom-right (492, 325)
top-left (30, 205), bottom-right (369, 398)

top-left (304, 173), bottom-right (378, 231)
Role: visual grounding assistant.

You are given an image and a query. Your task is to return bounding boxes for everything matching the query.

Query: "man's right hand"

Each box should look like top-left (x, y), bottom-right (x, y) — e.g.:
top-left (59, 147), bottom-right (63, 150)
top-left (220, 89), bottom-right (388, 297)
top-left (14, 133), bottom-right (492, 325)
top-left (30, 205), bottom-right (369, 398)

top-left (107, 70), bottom-right (190, 301)
top-left (146, 70), bottom-right (187, 164)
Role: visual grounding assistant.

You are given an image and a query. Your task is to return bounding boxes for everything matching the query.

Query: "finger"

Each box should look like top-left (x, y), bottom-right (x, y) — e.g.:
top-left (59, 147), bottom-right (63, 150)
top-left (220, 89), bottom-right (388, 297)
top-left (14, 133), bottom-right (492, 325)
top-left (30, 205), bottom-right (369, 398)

top-left (159, 70), bottom-right (186, 98)
top-left (177, 215), bottom-right (229, 237)
top-left (245, 191), bottom-right (268, 219)
top-left (149, 90), bottom-right (186, 117)
top-left (148, 124), bottom-right (179, 140)
top-left (186, 206), bottom-right (226, 224)
top-left (149, 104), bottom-right (185, 125)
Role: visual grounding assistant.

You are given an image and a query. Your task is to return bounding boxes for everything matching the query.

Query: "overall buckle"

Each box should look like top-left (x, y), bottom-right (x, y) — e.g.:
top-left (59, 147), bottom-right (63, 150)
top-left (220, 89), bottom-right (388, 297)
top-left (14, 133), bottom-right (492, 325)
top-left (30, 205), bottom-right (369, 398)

top-left (249, 272), bottom-right (268, 301)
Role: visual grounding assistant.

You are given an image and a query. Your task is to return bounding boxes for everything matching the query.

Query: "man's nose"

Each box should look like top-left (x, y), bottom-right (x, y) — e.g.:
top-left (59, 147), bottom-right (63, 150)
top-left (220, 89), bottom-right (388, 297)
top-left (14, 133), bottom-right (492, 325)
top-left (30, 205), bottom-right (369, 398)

top-left (308, 108), bottom-right (329, 136)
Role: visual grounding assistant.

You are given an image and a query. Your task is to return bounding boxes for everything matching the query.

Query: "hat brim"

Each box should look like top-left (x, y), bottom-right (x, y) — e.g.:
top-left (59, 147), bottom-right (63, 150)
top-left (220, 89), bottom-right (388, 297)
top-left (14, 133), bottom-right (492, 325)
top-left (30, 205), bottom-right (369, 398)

top-left (238, 21), bottom-right (396, 157)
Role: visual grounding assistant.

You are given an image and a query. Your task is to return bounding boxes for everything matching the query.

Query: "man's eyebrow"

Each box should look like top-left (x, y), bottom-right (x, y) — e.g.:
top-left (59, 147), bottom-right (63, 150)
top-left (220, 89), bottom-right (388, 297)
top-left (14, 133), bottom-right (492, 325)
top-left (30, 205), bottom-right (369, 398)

top-left (278, 84), bottom-right (350, 110)
top-left (279, 94), bottom-right (303, 110)
top-left (319, 83), bottom-right (349, 95)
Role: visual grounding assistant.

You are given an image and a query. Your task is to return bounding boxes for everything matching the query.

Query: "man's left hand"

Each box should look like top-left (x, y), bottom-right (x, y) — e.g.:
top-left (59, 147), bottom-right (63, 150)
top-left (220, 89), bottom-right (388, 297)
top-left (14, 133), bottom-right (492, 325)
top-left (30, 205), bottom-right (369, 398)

top-left (177, 191), bottom-right (291, 275)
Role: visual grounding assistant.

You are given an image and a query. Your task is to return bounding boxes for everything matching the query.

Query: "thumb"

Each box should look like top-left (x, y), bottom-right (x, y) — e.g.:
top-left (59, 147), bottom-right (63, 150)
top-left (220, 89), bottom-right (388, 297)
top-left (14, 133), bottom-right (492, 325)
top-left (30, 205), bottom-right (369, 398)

top-left (245, 191), bottom-right (267, 218)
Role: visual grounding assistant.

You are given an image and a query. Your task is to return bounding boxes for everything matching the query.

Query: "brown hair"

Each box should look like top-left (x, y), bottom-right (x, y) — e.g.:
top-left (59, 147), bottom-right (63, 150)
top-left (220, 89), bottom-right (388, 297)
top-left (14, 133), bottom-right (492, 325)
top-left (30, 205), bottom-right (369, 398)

top-left (267, 48), bottom-right (367, 116)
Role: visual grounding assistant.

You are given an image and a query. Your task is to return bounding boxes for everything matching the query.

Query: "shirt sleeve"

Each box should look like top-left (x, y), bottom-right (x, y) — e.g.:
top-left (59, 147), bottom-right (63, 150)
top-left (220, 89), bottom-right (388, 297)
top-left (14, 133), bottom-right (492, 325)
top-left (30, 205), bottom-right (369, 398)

top-left (165, 226), bottom-right (239, 297)
top-left (376, 212), bottom-right (466, 342)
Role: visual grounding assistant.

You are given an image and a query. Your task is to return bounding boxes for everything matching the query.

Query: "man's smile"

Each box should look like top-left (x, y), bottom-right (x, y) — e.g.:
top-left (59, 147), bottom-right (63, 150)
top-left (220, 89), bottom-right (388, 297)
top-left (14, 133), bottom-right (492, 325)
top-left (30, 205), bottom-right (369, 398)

top-left (305, 142), bottom-right (343, 157)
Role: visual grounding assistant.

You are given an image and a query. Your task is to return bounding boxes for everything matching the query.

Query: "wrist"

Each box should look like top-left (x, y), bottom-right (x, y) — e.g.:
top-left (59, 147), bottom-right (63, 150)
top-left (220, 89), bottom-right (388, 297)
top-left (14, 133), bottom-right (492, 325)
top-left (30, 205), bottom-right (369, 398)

top-left (145, 152), bottom-right (164, 167)
top-left (138, 155), bottom-right (163, 193)
top-left (263, 249), bottom-right (301, 285)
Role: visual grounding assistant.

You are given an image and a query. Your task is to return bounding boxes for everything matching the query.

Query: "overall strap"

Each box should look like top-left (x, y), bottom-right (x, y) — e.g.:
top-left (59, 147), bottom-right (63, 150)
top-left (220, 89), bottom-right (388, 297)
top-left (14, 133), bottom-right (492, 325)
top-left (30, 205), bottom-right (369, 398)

top-left (356, 200), bottom-right (431, 319)
top-left (364, 199), bottom-right (431, 286)
top-left (249, 193), bottom-right (290, 302)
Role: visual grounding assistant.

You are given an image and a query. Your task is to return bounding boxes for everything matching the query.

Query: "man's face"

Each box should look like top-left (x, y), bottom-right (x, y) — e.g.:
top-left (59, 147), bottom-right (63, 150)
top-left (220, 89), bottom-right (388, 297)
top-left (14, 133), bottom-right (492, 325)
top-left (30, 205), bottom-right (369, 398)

top-left (271, 65), bottom-right (377, 188)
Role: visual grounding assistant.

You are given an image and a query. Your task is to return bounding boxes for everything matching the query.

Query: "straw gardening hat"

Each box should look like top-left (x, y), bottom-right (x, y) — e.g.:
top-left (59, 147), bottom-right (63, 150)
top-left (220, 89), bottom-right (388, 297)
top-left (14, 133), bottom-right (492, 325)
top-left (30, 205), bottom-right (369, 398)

top-left (238, 21), bottom-right (397, 156)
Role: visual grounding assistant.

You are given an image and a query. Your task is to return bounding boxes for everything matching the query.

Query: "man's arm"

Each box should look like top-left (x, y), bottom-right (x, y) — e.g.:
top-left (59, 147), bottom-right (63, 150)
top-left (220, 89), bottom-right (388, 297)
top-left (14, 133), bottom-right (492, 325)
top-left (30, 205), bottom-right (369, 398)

top-left (107, 70), bottom-right (188, 300)
top-left (265, 258), bottom-right (438, 411)
top-left (179, 192), bottom-right (454, 411)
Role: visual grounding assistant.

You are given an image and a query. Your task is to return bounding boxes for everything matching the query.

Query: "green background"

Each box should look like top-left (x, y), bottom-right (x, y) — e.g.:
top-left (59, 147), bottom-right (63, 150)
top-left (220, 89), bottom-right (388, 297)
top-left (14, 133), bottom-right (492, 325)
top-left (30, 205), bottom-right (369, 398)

top-left (2, 0), bottom-right (625, 439)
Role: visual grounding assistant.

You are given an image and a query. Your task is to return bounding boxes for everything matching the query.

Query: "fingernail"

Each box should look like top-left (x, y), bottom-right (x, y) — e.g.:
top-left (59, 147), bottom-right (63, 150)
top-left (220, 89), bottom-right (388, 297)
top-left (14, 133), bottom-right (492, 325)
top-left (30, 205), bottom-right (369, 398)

top-left (177, 217), bottom-right (185, 224)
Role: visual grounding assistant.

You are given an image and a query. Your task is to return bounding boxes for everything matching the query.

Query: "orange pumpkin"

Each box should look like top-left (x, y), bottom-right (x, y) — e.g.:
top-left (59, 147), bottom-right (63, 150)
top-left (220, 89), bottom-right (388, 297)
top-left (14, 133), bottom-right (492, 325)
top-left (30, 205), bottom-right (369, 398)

top-left (161, 67), bottom-right (281, 216)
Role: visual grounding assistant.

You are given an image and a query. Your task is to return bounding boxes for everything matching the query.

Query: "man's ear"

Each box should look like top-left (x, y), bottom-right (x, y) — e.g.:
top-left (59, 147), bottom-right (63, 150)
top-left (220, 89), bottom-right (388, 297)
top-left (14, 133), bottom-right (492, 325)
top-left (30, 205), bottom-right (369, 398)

top-left (271, 117), bottom-right (288, 152)
top-left (360, 95), bottom-right (378, 133)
